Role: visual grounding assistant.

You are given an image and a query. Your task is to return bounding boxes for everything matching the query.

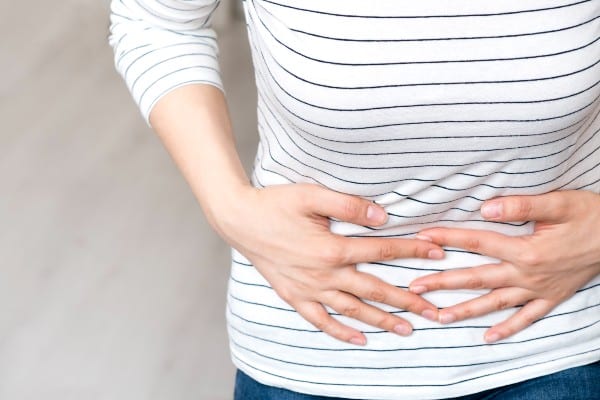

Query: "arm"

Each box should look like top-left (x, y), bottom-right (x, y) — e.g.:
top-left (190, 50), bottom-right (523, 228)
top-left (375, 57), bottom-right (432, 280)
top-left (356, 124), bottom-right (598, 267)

top-left (109, 0), bottom-right (445, 345)
top-left (149, 84), bottom-right (446, 345)
top-left (109, 0), bottom-right (246, 224)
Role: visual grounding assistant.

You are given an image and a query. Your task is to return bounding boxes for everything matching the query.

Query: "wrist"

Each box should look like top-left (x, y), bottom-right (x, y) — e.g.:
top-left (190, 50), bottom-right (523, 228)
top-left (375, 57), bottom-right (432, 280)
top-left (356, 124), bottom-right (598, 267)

top-left (201, 181), bottom-right (257, 240)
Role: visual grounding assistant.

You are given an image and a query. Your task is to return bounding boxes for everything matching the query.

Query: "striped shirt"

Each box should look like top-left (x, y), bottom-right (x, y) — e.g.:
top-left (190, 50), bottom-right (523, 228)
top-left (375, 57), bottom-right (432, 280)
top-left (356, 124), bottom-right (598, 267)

top-left (109, 1), bottom-right (600, 398)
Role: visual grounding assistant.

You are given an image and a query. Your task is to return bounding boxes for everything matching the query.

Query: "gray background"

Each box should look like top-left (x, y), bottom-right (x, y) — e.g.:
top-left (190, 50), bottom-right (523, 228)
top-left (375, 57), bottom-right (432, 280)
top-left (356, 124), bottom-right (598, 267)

top-left (1, 1), bottom-right (256, 399)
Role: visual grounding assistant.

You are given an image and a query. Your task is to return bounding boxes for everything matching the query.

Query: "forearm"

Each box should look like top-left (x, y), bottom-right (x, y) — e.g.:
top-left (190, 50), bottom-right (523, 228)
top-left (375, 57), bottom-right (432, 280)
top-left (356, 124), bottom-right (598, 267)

top-left (149, 84), bottom-right (252, 231)
top-left (130, 69), bottom-right (448, 347)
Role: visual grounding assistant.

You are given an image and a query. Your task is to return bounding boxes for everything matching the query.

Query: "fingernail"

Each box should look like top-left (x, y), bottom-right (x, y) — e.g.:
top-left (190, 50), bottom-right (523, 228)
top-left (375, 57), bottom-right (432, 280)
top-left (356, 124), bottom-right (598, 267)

top-left (485, 332), bottom-right (501, 343)
top-left (366, 205), bottom-right (387, 224)
top-left (410, 285), bottom-right (428, 294)
top-left (350, 337), bottom-right (366, 346)
top-left (421, 309), bottom-right (437, 322)
top-left (415, 234), bottom-right (432, 242)
top-left (393, 324), bottom-right (412, 336)
top-left (439, 313), bottom-right (456, 324)
top-left (428, 249), bottom-right (444, 259)
top-left (481, 202), bottom-right (502, 219)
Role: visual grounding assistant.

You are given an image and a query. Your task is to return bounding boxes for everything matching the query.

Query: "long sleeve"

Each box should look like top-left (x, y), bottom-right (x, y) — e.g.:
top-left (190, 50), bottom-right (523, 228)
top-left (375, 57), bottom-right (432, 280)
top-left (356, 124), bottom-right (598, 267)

top-left (108, 0), bottom-right (223, 124)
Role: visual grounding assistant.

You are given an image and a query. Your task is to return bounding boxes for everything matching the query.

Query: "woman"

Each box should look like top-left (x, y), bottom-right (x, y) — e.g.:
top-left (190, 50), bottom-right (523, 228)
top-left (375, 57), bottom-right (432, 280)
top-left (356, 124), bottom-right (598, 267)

top-left (109, 1), bottom-right (600, 399)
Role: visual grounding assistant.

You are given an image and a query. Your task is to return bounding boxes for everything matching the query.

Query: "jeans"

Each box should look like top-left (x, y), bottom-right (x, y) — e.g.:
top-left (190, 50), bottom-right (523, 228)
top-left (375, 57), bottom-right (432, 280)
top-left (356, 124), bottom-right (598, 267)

top-left (234, 361), bottom-right (599, 400)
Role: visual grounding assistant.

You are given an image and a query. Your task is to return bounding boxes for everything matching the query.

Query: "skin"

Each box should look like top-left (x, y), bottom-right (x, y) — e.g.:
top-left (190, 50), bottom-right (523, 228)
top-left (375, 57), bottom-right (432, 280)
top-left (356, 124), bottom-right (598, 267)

top-left (410, 190), bottom-right (600, 343)
top-left (149, 84), bottom-right (443, 346)
top-left (149, 84), bottom-right (599, 346)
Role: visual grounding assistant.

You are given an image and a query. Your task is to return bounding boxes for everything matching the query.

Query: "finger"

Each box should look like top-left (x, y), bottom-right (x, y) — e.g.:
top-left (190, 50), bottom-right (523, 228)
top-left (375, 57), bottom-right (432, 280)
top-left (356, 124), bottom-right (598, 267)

top-left (322, 291), bottom-right (414, 336)
top-left (414, 228), bottom-right (523, 263)
top-left (335, 236), bottom-right (445, 265)
top-left (436, 287), bottom-right (533, 324)
top-left (340, 270), bottom-right (438, 322)
top-left (409, 263), bottom-right (514, 294)
top-left (294, 300), bottom-right (367, 345)
top-left (304, 185), bottom-right (389, 226)
top-left (481, 192), bottom-right (570, 223)
top-left (484, 299), bottom-right (555, 343)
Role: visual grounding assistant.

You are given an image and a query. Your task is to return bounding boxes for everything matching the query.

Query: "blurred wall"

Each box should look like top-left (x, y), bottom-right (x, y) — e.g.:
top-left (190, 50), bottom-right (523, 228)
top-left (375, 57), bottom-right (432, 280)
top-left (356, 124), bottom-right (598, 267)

top-left (0, 1), bottom-right (256, 399)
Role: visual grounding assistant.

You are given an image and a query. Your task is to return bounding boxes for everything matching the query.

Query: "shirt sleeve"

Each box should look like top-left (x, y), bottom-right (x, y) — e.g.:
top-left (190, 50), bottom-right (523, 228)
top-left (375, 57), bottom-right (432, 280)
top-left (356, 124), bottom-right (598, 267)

top-left (108, 0), bottom-right (223, 124)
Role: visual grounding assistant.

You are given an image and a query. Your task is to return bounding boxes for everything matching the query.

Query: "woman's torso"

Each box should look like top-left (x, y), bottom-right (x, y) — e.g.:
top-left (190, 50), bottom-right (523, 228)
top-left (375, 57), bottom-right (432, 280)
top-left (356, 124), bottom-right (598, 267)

top-left (228, 1), bottom-right (600, 398)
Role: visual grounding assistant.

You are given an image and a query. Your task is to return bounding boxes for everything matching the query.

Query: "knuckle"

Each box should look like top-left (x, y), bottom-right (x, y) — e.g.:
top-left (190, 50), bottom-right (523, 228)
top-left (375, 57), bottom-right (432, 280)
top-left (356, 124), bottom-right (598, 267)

top-left (341, 198), bottom-right (362, 220)
top-left (295, 186), bottom-right (313, 207)
top-left (555, 288), bottom-right (573, 301)
top-left (554, 196), bottom-right (571, 217)
top-left (342, 305), bottom-right (361, 319)
top-left (521, 311), bottom-right (539, 327)
top-left (367, 286), bottom-right (387, 303)
top-left (311, 317), bottom-right (328, 332)
top-left (527, 273), bottom-right (548, 288)
top-left (376, 315), bottom-right (398, 330)
top-left (516, 199), bottom-right (534, 220)
top-left (494, 296), bottom-right (512, 311)
top-left (305, 268), bottom-right (331, 285)
top-left (464, 238), bottom-right (481, 252)
top-left (465, 275), bottom-right (485, 289)
top-left (276, 287), bottom-right (294, 304)
top-left (460, 306), bottom-right (475, 319)
top-left (320, 245), bottom-right (346, 266)
top-left (517, 248), bottom-right (544, 267)
top-left (313, 317), bottom-right (350, 342)
top-left (378, 242), bottom-right (396, 261)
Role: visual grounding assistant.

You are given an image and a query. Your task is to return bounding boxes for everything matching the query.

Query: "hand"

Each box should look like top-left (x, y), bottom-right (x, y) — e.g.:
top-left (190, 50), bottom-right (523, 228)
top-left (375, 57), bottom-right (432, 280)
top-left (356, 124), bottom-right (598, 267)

top-left (409, 190), bottom-right (600, 343)
top-left (214, 183), bottom-right (444, 345)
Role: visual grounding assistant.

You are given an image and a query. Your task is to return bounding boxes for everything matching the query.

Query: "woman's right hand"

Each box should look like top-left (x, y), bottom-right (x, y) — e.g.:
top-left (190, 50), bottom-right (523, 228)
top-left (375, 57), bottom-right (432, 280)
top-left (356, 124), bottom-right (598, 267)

top-left (212, 183), bottom-right (444, 346)
top-left (146, 86), bottom-right (440, 344)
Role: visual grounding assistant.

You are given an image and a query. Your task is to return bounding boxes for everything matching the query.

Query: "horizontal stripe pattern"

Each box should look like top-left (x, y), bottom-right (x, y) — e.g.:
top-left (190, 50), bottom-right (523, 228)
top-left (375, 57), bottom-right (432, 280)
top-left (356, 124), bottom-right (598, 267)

top-left (109, 0), bottom-right (223, 123)
top-left (109, 0), bottom-right (600, 398)
top-left (238, 0), bottom-right (600, 398)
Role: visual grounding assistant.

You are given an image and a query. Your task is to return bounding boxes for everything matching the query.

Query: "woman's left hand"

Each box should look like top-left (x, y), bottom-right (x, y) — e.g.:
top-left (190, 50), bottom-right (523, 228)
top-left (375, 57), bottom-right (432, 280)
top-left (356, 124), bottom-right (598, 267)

top-left (409, 190), bottom-right (600, 343)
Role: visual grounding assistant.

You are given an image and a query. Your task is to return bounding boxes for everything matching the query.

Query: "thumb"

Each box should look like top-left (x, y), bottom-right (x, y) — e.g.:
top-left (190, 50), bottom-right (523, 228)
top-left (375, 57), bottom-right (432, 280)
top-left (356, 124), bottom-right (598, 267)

top-left (481, 192), bottom-right (569, 223)
top-left (306, 185), bottom-right (388, 227)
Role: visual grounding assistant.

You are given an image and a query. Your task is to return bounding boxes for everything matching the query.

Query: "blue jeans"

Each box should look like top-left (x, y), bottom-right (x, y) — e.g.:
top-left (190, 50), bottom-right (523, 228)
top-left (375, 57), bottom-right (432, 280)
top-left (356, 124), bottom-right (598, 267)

top-left (234, 361), bottom-right (599, 400)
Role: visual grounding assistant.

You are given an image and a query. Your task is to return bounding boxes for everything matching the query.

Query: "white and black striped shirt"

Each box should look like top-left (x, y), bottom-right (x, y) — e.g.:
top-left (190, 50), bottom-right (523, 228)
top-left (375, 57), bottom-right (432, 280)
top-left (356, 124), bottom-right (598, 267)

top-left (110, 1), bottom-right (600, 398)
